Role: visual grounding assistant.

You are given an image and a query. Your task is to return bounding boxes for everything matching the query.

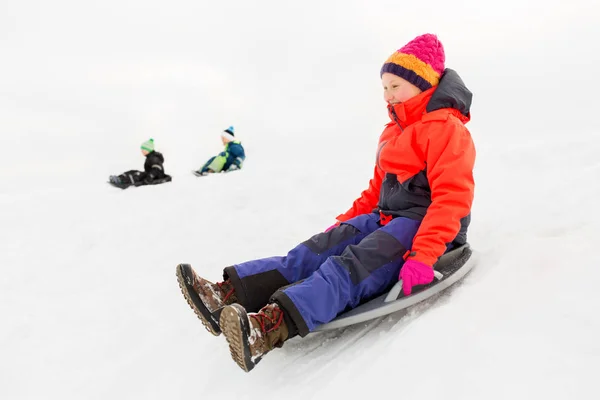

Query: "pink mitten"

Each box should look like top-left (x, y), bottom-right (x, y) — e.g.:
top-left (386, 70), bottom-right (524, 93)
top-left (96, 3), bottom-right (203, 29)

top-left (399, 259), bottom-right (435, 295)
top-left (325, 222), bottom-right (340, 232)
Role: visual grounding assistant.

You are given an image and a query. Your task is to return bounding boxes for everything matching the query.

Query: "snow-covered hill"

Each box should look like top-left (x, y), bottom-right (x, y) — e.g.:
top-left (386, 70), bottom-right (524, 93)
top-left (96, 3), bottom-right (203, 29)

top-left (2, 1), bottom-right (599, 399)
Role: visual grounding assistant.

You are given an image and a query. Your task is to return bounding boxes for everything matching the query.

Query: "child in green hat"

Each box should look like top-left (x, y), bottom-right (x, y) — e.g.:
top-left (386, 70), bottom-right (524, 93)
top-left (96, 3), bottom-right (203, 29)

top-left (109, 139), bottom-right (170, 188)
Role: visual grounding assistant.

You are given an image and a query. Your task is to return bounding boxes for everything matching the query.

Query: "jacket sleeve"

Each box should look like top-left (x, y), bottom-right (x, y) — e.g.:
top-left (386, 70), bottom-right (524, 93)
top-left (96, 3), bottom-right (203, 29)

top-left (227, 143), bottom-right (246, 169)
top-left (336, 164), bottom-right (384, 222)
top-left (409, 117), bottom-right (476, 266)
top-left (144, 153), bottom-right (165, 180)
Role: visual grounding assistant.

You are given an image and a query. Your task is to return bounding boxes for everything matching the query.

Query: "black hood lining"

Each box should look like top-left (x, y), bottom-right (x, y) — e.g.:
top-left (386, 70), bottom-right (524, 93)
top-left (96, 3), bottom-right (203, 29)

top-left (426, 68), bottom-right (472, 116)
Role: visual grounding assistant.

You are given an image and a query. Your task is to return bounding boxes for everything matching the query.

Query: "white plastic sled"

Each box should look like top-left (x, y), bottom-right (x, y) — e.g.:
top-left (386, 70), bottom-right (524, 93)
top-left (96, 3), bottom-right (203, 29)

top-left (312, 243), bottom-right (476, 332)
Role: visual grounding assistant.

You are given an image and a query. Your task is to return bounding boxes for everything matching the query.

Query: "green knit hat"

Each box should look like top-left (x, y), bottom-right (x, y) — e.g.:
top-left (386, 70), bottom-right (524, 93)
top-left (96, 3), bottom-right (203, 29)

top-left (141, 138), bottom-right (154, 152)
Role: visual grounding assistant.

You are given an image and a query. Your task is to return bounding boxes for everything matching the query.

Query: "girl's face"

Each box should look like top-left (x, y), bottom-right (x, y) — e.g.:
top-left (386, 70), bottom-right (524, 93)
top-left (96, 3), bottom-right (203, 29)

top-left (381, 73), bottom-right (422, 105)
top-left (141, 149), bottom-right (149, 156)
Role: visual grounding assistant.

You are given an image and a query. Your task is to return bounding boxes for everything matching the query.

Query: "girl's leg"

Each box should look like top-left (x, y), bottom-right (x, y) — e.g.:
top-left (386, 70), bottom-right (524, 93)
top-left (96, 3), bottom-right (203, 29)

top-left (225, 213), bottom-right (381, 312)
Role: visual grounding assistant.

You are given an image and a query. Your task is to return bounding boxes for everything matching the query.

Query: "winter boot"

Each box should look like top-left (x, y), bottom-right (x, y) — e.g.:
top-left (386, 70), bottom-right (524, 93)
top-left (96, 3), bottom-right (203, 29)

top-left (176, 264), bottom-right (238, 336)
top-left (108, 176), bottom-right (129, 189)
top-left (220, 302), bottom-right (289, 372)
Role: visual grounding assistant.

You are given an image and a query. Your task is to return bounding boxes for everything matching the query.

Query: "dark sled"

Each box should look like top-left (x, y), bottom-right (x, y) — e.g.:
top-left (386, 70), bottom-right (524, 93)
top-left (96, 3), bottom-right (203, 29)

top-left (108, 175), bottom-right (172, 189)
top-left (312, 243), bottom-right (476, 332)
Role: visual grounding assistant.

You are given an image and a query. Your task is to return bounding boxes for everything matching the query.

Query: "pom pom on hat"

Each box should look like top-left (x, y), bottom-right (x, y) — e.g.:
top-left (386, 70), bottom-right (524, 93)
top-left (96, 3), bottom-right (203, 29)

top-left (141, 138), bottom-right (154, 152)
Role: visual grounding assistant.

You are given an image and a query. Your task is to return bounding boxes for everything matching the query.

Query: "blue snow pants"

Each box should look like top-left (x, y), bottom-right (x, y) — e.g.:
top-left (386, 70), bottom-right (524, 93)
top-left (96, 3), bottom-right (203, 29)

top-left (223, 213), bottom-right (421, 337)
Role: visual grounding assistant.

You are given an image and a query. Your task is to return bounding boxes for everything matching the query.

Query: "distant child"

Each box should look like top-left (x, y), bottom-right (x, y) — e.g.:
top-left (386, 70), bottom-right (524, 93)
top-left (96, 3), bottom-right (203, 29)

top-left (194, 126), bottom-right (246, 176)
top-left (109, 139), bottom-right (170, 189)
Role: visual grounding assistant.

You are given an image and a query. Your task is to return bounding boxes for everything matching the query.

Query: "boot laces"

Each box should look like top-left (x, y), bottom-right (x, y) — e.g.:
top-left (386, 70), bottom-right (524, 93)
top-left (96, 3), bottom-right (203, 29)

top-left (217, 280), bottom-right (235, 302)
top-left (250, 306), bottom-right (284, 334)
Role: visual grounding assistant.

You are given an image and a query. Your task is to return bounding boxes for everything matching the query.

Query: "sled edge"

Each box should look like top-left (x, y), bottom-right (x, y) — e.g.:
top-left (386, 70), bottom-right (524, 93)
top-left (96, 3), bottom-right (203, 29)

top-left (312, 246), bottom-right (477, 332)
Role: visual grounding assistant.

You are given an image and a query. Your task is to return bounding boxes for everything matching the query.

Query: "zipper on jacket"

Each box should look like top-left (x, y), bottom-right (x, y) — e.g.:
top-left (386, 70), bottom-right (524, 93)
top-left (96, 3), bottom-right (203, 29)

top-left (390, 106), bottom-right (404, 132)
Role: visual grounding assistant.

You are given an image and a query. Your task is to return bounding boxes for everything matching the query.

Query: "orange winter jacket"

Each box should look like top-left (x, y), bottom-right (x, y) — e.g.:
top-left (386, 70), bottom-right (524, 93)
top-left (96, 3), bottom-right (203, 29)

top-left (336, 69), bottom-right (476, 267)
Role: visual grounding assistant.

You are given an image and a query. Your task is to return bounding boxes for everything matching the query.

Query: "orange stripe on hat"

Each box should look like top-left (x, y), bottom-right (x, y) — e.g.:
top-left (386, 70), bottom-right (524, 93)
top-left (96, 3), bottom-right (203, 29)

top-left (384, 52), bottom-right (441, 87)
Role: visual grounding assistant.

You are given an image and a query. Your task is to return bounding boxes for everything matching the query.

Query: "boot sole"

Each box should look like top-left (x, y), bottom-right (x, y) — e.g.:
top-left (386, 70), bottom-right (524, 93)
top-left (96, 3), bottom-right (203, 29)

top-left (220, 304), bottom-right (259, 372)
top-left (176, 264), bottom-right (221, 336)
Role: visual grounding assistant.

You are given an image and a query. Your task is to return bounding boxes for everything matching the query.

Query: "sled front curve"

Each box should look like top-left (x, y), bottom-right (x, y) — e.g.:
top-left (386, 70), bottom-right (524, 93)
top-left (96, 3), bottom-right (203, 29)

top-left (312, 243), bottom-right (475, 332)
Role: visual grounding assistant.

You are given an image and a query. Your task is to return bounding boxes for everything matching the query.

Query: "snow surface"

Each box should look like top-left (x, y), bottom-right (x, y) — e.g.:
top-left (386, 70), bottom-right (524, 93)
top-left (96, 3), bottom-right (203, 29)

top-left (2, 1), bottom-right (600, 399)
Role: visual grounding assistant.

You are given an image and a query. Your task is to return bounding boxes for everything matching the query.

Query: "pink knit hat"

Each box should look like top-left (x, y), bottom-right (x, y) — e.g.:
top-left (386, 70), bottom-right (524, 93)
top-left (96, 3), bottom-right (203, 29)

top-left (380, 34), bottom-right (445, 91)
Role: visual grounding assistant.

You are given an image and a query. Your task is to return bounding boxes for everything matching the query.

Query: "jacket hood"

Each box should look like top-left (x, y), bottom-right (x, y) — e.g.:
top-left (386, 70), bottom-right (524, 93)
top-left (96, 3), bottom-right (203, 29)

top-left (427, 68), bottom-right (472, 118)
top-left (146, 151), bottom-right (164, 162)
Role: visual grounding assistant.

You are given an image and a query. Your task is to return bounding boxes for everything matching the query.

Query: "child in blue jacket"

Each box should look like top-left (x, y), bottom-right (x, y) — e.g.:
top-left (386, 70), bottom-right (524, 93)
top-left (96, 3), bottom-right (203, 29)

top-left (194, 126), bottom-right (246, 176)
